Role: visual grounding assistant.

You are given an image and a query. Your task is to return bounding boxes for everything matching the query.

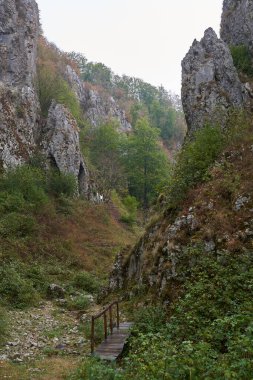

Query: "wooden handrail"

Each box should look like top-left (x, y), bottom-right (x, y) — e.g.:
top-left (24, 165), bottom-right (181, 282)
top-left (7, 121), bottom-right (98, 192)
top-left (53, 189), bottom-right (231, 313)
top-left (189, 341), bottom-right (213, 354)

top-left (91, 301), bottom-right (120, 354)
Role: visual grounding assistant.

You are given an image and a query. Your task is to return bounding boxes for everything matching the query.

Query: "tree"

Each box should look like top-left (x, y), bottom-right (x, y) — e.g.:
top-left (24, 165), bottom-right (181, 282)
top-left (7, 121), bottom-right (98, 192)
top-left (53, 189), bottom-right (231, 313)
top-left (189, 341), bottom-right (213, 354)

top-left (88, 122), bottom-right (127, 198)
top-left (123, 118), bottom-right (170, 212)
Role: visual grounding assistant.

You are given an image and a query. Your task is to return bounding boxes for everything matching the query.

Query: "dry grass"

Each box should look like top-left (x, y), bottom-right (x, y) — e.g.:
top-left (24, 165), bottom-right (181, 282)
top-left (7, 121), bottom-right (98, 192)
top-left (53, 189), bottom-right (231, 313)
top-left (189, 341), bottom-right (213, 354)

top-left (0, 357), bottom-right (80, 380)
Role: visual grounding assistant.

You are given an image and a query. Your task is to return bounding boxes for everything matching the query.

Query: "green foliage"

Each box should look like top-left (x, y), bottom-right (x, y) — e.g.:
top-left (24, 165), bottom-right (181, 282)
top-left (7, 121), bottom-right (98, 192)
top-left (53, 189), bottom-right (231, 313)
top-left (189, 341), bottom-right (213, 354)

top-left (70, 52), bottom-right (186, 147)
top-left (67, 295), bottom-right (90, 311)
top-left (0, 213), bottom-right (36, 238)
top-left (0, 262), bottom-right (39, 308)
top-left (123, 118), bottom-right (171, 210)
top-left (121, 195), bottom-right (139, 225)
top-left (68, 358), bottom-right (121, 380)
top-left (71, 246), bottom-right (253, 379)
top-left (230, 45), bottom-right (253, 76)
top-left (48, 171), bottom-right (77, 198)
top-left (37, 65), bottom-right (82, 121)
top-left (133, 306), bottom-right (166, 334)
top-left (0, 166), bottom-right (48, 208)
top-left (83, 319), bottom-right (105, 345)
top-left (168, 124), bottom-right (224, 206)
top-left (87, 122), bottom-right (127, 197)
top-left (0, 307), bottom-right (8, 344)
top-left (72, 271), bottom-right (100, 294)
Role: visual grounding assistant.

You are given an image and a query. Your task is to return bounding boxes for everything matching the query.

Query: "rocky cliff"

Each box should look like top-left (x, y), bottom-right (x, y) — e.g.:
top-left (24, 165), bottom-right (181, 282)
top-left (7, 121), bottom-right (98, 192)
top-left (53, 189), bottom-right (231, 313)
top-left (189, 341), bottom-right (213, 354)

top-left (181, 28), bottom-right (248, 135)
top-left (65, 65), bottom-right (132, 132)
top-left (0, 0), bottom-right (91, 195)
top-left (41, 102), bottom-right (89, 196)
top-left (0, 0), bottom-right (40, 168)
top-left (221, 0), bottom-right (253, 52)
top-left (109, 0), bottom-right (253, 298)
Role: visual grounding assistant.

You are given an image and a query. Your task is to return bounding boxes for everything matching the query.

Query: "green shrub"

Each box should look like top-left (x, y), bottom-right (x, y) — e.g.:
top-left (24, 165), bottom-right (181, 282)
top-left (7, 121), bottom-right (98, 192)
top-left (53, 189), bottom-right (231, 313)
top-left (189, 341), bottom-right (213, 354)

top-left (25, 265), bottom-right (49, 294)
top-left (0, 262), bottom-right (39, 308)
top-left (0, 307), bottom-right (8, 344)
top-left (133, 306), bottom-right (167, 334)
top-left (121, 196), bottom-right (139, 225)
top-left (168, 124), bottom-right (224, 206)
top-left (72, 271), bottom-right (100, 294)
top-left (0, 192), bottom-right (26, 214)
top-left (230, 45), bottom-right (253, 76)
top-left (68, 358), bottom-right (121, 380)
top-left (83, 319), bottom-right (105, 345)
top-left (0, 166), bottom-right (48, 208)
top-left (48, 171), bottom-right (77, 198)
top-left (67, 295), bottom-right (90, 311)
top-left (37, 66), bottom-right (82, 121)
top-left (0, 213), bottom-right (37, 237)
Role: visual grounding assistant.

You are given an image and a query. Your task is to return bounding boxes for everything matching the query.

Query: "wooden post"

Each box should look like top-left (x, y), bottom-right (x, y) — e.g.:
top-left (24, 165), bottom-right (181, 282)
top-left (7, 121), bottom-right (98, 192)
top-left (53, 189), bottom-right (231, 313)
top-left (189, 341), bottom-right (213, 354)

top-left (109, 305), bottom-right (113, 334)
top-left (116, 302), bottom-right (120, 328)
top-left (104, 312), bottom-right (108, 340)
top-left (91, 316), bottom-right (95, 354)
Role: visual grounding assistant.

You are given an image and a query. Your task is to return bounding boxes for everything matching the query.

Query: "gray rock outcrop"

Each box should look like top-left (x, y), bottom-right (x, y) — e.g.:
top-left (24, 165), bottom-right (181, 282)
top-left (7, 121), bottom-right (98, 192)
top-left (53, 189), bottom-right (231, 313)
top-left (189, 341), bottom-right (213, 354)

top-left (181, 28), bottom-right (248, 134)
top-left (65, 65), bottom-right (132, 132)
top-left (0, 0), bottom-right (40, 168)
top-left (221, 0), bottom-right (253, 52)
top-left (41, 102), bottom-right (89, 195)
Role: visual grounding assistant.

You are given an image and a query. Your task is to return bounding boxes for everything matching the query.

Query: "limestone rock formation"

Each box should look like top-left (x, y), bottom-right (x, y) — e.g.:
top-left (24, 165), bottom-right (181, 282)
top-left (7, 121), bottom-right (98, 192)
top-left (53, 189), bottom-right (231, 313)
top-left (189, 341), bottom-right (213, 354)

top-left (221, 0), bottom-right (253, 52)
top-left (181, 28), bottom-right (248, 135)
top-left (65, 65), bottom-right (132, 132)
top-left (41, 102), bottom-right (89, 195)
top-left (0, 0), bottom-right (40, 168)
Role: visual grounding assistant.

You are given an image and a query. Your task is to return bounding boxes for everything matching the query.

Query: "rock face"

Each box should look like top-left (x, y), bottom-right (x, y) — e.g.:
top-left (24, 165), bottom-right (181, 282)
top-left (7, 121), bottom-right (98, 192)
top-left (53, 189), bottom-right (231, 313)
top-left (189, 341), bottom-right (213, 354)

top-left (65, 65), bottom-right (132, 132)
top-left (41, 102), bottom-right (89, 195)
top-left (181, 28), bottom-right (248, 135)
top-left (221, 0), bottom-right (253, 52)
top-left (0, 0), bottom-right (40, 168)
top-left (0, 0), bottom-right (39, 86)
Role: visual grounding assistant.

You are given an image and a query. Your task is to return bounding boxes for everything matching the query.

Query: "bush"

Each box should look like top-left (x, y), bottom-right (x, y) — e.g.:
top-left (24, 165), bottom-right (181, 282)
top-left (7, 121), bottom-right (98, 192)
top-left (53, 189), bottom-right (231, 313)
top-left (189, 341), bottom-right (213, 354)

top-left (168, 124), bottom-right (224, 206)
top-left (69, 358), bottom-right (121, 380)
top-left (72, 272), bottom-right (100, 294)
top-left (121, 196), bottom-right (139, 225)
top-left (230, 45), bottom-right (253, 76)
top-left (0, 166), bottom-right (48, 208)
top-left (48, 171), bottom-right (77, 198)
top-left (0, 307), bottom-right (8, 344)
top-left (133, 306), bottom-right (167, 334)
top-left (37, 66), bottom-right (82, 121)
top-left (67, 295), bottom-right (90, 311)
top-left (83, 319), bottom-right (105, 345)
top-left (0, 213), bottom-right (37, 238)
top-left (0, 262), bottom-right (39, 308)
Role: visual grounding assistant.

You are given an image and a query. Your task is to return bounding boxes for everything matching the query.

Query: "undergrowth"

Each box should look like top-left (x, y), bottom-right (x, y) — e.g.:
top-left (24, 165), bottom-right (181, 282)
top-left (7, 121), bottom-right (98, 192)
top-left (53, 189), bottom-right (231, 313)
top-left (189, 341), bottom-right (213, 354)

top-left (70, 247), bottom-right (253, 379)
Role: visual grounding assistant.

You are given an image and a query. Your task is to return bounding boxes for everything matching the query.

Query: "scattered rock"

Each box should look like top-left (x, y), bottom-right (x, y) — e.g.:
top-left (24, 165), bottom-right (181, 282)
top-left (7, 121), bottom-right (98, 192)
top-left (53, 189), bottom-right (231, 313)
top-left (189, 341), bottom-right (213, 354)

top-left (234, 195), bottom-right (250, 211)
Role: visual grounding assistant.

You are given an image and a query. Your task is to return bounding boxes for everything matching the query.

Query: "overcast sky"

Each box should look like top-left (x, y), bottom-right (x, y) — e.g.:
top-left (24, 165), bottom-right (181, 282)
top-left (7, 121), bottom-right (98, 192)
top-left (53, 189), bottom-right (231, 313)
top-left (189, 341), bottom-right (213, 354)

top-left (36, 0), bottom-right (223, 95)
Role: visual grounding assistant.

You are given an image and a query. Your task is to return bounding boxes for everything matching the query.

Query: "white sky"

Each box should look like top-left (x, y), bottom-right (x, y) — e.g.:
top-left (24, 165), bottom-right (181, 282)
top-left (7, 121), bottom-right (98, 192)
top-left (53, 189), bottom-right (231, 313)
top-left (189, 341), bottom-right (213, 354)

top-left (36, 0), bottom-right (223, 95)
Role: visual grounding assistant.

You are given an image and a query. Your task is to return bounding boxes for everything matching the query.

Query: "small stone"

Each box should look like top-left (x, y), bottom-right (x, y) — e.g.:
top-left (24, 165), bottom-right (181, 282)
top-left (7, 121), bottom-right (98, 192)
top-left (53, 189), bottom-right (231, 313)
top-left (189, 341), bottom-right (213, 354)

top-left (234, 196), bottom-right (250, 211)
top-left (47, 284), bottom-right (65, 299)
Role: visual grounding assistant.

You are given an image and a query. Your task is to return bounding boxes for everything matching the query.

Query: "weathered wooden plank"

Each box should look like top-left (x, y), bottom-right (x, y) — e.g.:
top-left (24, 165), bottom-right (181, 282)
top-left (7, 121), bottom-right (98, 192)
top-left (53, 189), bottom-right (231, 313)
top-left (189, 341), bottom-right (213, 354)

top-left (94, 322), bottom-right (133, 361)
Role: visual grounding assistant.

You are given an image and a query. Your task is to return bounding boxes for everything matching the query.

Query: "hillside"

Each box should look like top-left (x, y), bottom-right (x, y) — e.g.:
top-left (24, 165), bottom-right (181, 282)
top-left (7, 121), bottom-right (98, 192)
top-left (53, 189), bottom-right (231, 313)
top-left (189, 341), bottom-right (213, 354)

top-left (72, 1), bottom-right (253, 379)
top-left (1, 0), bottom-right (253, 379)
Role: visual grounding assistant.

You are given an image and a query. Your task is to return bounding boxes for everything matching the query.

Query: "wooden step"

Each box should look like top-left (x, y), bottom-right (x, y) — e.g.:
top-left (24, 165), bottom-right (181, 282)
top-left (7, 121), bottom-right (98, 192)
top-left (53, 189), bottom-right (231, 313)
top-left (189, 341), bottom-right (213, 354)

top-left (94, 322), bottom-right (133, 361)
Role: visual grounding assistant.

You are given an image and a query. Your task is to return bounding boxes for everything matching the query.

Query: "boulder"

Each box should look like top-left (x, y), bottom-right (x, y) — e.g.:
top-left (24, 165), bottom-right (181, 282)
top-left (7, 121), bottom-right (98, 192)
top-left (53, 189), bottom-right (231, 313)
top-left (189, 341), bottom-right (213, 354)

top-left (41, 101), bottom-right (89, 196)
